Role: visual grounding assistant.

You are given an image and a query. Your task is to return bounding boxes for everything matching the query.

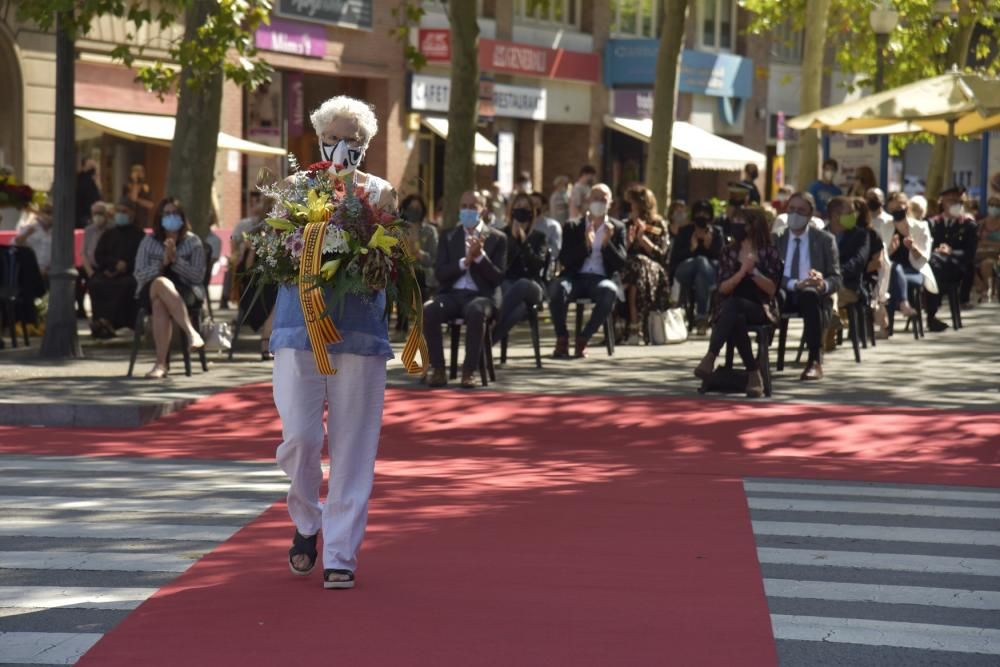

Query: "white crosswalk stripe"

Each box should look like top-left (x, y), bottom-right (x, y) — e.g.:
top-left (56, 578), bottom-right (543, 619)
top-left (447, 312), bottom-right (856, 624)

top-left (746, 477), bottom-right (1000, 666)
top-left (0, 455), bottom-right (284, 665)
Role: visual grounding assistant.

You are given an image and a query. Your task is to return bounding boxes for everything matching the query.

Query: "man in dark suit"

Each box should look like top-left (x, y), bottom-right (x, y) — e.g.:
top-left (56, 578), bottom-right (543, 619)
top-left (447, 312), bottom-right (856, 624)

top-left (549, 183), bottom-right (627, 358)
top-left (776, 192), bottom-right (843, 381)
top-left (423, 190), bottom-right (508, 388)
top-left (926, 186), bottom-right (978, 331)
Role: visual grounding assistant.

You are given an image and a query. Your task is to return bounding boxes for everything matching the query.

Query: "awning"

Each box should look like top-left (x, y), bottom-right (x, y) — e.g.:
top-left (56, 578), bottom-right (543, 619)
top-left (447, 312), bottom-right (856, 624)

top-left (421, 117), bottom-right (498, 167)
top-left (604, 115), bottom-right (766, 171)
top-left (75, 109), bottom-right (287, 157)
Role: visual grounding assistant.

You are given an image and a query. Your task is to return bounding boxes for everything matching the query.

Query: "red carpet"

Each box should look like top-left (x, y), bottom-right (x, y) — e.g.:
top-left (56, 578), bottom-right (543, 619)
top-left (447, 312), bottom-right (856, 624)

top-left (6, 387), bottom-right (999, 665)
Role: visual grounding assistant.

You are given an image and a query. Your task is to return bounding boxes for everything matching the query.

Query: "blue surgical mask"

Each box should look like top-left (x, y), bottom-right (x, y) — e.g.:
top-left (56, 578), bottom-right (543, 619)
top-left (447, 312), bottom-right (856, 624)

top-left (459, 208), bottom-right (480, 229)
top-left (114, 212), bottom-right (130, 226)
top-left (161, 214), bottom-right (183, 232)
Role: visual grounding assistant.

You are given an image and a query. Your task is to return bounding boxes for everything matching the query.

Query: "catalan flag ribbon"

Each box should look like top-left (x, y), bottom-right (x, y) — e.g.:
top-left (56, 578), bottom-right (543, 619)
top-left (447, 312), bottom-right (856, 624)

top-left (299, 221), bottom-right (343, 375)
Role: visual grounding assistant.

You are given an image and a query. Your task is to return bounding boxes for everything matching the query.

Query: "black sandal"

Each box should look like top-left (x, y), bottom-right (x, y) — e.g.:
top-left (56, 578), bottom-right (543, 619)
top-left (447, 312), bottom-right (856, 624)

top-left (288, 530), bottom-right (318, 576)
top-left (323, 568), bottom-right (355, 589)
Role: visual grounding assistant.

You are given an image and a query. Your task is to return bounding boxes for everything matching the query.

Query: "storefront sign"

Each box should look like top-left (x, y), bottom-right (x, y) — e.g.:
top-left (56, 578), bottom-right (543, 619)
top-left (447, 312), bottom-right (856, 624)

top-left (613, 89), bottom-right (654, 120)
top-left (256, 17), bottom-right (327, 58)
top-left (418, 29), bottom-right (600, 83)
top-left (410, 74), bottom-right (547, 121)
top-left (604, 40), bottom-right (753, 99)
top-left (276, 0), bottom-right (372, 30)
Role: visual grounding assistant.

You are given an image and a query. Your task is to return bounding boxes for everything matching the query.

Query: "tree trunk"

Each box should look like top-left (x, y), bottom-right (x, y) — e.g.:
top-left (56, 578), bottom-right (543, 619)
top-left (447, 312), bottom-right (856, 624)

top-left (795, 0), bottom-right (832, 191)
top-left (165, 0), bottom-right (222, 238)
top-left (40, 13), bottom-right (82, 359)
top-left (924, 5), bottom-right (977, 208)
top-left (441, 1), bottom-right (479, 231)
top-left (644, 0), bottom-right (689, 212)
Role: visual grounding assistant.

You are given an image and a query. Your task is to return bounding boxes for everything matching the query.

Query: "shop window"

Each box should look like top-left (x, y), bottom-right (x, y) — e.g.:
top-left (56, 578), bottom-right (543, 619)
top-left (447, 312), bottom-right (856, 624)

top-left (516, 0), bottom-right (581, 28)
top-left (699, 0), bottom-right (735, 51)
top-left (610, 0), bottom-right (660, 38)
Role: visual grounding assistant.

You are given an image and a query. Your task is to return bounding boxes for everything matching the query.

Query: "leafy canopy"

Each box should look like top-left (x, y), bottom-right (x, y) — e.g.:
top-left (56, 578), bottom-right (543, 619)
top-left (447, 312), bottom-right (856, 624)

top-left (17, 0), bottom-right (274, 96)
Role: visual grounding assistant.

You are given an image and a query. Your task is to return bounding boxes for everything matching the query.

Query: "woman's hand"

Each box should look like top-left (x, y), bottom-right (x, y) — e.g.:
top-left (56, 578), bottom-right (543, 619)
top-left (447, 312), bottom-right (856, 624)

top-left (739, 254), bottom-right (756, 276)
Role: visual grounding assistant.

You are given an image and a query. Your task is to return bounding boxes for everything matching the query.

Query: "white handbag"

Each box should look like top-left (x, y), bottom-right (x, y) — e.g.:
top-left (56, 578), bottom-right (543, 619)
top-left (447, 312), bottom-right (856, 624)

top-left (647, 308), bottom-right (688, 345)
top-left (200, 319), bottom-right (233, 353)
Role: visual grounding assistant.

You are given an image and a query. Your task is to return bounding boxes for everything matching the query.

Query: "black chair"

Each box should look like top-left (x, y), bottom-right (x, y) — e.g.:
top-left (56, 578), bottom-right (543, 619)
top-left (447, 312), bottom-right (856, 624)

top-left (127, 300), bottom-right (209, 377)
top-left (699, 323), bottom-right (774, 397)
top-left (888, 282), bottom-right (924, 339)
top-left (201, 240), bottom-right (215, 322)
top-left (499, 303), bottom-right (543, 369)
top-left (572, 299), bottom-right (614, 356)
top-left (775, 312), bottom-right (801, 372)
top-left (945, 282), bottom-right (962, 330)
top-left (448, 317), bottom-right (496, 386)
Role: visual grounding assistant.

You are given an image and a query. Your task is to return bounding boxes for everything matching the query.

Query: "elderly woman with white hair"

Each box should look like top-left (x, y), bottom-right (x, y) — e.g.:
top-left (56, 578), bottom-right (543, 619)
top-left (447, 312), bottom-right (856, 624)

top-left (271, 95), bottom-right (396, 590)
top-left (885, 192), bottom-right (937, 322)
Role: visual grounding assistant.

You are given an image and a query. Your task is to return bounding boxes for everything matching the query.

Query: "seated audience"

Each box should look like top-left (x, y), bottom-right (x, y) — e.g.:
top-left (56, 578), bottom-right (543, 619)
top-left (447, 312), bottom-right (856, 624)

top-left (423, 190), bottom-right (507, 388)
top-left (669, 199), bottom-right (723, 333)
top-left (694, 207), bottom-right (781, 398)
top-left (89, 200), bottom-right (146, 338)
top-left (621, 186), bottom-right (669, 344)
top-left (926, 186), bottom-right (977, 331)
top-left (549, 183), bottom-right (627, 358)
top-left (133, 197), bottom-right (206, 379)
top-left (493, 192), bottom-right (549, 343)
top-left (529, 191), bottom-right (562, 273)
top-left (666, 200), bottom-right (688, 239)
top-left (78, 200), bottom-right (110, 318)
top-left (14, 202), bottom-right (53, 278)
top-left (826, 196), bottom-right (871, 325)
top-left (549, 175), bottom-right (571, 225)
top-left (776, 192), bottom-right (843, 381)
top-left (886, 192), bottom-right (937, 320)
top-left (974, 196), bottom-right (1000, 302)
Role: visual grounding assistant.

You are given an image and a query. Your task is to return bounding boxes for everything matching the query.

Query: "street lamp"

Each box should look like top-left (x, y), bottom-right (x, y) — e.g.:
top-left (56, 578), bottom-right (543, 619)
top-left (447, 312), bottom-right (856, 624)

top-left (870, 1), bottom-right (899, 190)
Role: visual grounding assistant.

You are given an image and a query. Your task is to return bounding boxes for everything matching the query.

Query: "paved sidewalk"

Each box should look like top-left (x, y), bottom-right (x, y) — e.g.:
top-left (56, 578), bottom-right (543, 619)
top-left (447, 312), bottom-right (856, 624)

top-left (1, 304), bottom-right (997, 426)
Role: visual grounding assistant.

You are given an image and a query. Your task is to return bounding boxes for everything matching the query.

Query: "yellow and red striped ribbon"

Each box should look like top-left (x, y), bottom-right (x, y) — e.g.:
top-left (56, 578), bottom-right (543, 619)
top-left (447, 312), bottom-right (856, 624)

top-left (299, 221), bottom-right (343, 375)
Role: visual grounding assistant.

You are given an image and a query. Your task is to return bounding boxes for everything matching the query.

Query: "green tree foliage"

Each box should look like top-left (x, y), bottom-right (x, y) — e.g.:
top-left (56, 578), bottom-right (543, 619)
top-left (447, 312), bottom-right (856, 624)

top-left (742, 0), bottom-right (1000, 197)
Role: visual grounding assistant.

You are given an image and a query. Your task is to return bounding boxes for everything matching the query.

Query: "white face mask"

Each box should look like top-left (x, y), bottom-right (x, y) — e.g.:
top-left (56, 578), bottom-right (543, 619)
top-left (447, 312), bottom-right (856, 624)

top-left (330, 140), bottom-right (364, 177)
top-left (787, 212), bottom-right (809, 232)
top-left (589, 201), bottom-right (608, 218)
top-left (948, 203), bottom-right (963, 218)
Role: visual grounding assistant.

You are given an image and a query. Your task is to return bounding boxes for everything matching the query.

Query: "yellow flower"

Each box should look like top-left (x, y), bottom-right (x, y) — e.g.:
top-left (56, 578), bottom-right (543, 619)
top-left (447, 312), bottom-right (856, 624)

top-left (367, 224), bottom-right (399, 254)
top-left (304, 189), bottom-right (332, 223)
top-left (320, 258), bottom-right (342, 280)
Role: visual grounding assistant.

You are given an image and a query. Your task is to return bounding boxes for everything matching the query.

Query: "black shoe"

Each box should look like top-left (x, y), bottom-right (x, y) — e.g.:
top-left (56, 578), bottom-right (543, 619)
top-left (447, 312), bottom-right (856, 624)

top-left (927, 318), bottom-right (949, 333)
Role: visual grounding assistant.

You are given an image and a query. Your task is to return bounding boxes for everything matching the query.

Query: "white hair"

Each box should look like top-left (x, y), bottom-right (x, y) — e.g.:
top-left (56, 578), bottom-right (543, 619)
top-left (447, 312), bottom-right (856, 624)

top-left (909, 195), bottom-right (928, 217)
top-left (309, 96), bottom-right (378, 149)
top-left (589, 183), bottom-right (613, 200)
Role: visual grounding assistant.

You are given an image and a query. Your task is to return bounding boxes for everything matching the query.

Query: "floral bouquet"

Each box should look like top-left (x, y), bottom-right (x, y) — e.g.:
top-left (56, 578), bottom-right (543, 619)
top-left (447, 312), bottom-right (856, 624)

top-left (0, 174), bottom-right (44, 209)
top-left (247, 156), bottom-right (427, 376)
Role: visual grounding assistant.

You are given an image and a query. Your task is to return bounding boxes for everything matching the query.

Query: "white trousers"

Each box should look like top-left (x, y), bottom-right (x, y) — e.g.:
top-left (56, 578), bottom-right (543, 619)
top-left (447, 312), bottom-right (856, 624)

top-left (273, 348), bottom-right (387, 572)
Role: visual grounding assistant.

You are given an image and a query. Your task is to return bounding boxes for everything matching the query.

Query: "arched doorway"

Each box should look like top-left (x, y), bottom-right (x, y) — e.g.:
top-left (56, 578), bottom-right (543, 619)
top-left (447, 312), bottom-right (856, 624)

top-left (0, 23), bottom-right (24, 178)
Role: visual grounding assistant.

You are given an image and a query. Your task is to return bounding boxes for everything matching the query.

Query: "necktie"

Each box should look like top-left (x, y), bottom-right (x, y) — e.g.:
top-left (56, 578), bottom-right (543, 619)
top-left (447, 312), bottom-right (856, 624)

top-left (790, 238), bottom-right (801, 281)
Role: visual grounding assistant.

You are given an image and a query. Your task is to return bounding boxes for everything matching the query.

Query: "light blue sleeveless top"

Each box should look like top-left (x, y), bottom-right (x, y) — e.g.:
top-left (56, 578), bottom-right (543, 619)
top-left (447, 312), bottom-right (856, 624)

top-left (269, 173), bottom-right (394, 360)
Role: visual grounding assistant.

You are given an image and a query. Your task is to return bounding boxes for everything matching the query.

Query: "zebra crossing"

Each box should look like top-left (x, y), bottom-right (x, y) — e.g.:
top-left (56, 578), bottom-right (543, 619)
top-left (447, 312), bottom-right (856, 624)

top-left (0, 454), bottom-right (287, 666)
top-left (745, 477), bottom-right (1000, 667)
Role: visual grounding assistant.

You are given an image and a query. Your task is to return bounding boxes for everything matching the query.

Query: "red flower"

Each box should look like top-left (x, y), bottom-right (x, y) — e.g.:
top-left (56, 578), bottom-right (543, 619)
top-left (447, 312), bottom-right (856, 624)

top-left (306, 160), bottom-right (332, 173)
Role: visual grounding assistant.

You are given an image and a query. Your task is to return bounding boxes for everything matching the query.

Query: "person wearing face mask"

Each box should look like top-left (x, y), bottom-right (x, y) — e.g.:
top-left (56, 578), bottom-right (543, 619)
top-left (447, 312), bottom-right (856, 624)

top-left (400, 194), bottom-right (438, 298)
top-left (669, 199), bottom-right (723, 334)
top-left (15, 202), bottom-right (54, 277)
top-left (772, 186), bottom-right (793, 217)
top-left (865, 188), bottom-right (894, 327)
top-left (549, 183), bottom-right (627, 358)
top-left (975, 196), bottom-right (1000, 302)
top-left (826, 197), bottom-right (871, 349)
top-left (775, 193), bottom-right (843, 381)
top-left (549, 175), bottom-right (571, 224)
top-left (132, 198), bottom-right (206, 377)
top-left (529, 191), bottom-right (562, 272)
top-left (926, 186), bottom-right (978, 330)
top-left (569, 164), bottom-right (597, 220)
top-left (492, 193), bottom-right (549, 345)
top-left (78, 200), bottom-right (110, 317)
top-left (694, 207), bottom-right (782, 398)
top-left (666, 200), bottom-right (688, 238)
top-left (423, 190), bottom-right (507, 388)
top-left (885, 192), bottom-right (936, 326)
top-left (76, 158), bottom-right (103, 229)
top-left (87, 200), bottom-right (146, 338)
top-left (807, 159), bottom-right (843, 218)
top-left (621, 186), bottom-right (669, 344)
